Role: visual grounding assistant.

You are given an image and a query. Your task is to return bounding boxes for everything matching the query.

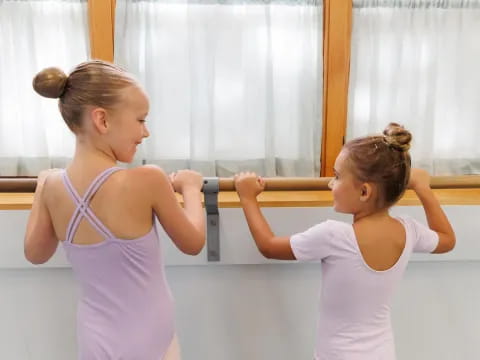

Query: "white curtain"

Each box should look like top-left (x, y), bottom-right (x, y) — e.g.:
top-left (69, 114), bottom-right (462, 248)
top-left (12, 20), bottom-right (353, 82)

top-left (348, 0), bottom-right (480, 175)
top-left (0, 0), bottom-right (88, 176)
top-left (115, 0), bottom-right (323, 177)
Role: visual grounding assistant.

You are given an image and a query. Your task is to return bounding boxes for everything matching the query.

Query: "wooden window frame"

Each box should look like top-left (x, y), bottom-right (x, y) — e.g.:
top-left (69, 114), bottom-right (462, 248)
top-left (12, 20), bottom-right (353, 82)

top-left (88, 0), bottom-right (116, 62)
top-left (321, 0), bottom-right (351, 177)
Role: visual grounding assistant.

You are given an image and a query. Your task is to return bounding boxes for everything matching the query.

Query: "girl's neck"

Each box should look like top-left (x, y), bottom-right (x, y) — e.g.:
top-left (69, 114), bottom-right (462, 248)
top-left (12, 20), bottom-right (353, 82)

top-left (69, 139), bottom-right (117, 173)
top-left (353, 207), bottom-right (390, 223)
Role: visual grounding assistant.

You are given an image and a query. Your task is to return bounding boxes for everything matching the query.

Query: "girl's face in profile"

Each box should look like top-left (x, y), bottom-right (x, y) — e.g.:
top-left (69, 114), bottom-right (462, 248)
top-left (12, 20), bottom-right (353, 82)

top-left (105, 86), bottom-right (150, 163)
top-left (328, 150), bottom-right (365, 214)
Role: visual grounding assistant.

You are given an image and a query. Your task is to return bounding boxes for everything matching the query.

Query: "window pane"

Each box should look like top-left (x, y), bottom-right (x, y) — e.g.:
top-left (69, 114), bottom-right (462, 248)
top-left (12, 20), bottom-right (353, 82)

top-left (115, 0), bottom-right (323, 177)
top-left (0, 0), bottom-right (89, 176)
top-left (347, 0), bottom-right (480, 175)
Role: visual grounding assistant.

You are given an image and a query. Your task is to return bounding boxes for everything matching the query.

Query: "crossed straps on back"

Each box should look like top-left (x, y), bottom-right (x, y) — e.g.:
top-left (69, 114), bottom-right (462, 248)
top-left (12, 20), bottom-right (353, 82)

top-left (62, 167), bottom-right (123, 244)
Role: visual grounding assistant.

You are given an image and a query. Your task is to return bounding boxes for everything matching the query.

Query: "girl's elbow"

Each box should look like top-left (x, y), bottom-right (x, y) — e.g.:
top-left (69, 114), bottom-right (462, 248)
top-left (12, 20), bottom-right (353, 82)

top-left (260, 249), bottom-right (274, 259)
top-left (434, 234), bottom-right (456, 254)
top-left (24, 236), bottom-right (55, 265)
top-left (24, 247), bottom-right (48, 265)
top-left (258, 240), bottom-right (274, 259)
top-left (442, 232), bottom-right (456, 253)
top-left (188, 243), bottom-right (204, 256)
top-left (446, 235), bottom-right (456, 252)
top-left (183, 235), bottom-right (205, 256)
top-left (24, 239), bottom-right (38, 264)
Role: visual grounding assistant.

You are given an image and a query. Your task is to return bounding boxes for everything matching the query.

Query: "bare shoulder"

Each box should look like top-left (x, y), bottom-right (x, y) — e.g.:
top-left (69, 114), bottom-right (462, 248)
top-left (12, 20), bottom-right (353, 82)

top-left (120, 165), bottom-right (172, 194)
top-left (41, 170), bottom-right (66, 203)
top-left (124, 165), bottom-right (169, 184)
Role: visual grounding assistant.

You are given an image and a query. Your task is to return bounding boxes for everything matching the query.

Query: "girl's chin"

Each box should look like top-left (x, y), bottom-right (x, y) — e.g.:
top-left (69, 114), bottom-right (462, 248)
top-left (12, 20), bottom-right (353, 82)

top-left (116, 153), bottom-right (136, 164)
top-left (332, 204), bottom-right (348, 214)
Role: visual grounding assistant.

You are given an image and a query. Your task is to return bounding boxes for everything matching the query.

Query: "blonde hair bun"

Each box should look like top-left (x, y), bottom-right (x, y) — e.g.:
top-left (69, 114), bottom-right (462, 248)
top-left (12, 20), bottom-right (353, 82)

top-left (32, 67), bottom-right (68, 99)
top-left (383, 122), bottom-right (412, 152)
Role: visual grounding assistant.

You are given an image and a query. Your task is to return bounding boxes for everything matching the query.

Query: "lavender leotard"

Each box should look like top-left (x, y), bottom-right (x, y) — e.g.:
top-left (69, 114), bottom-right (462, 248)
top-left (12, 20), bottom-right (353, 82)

top-left (61, 167), bottom-right (175, 360)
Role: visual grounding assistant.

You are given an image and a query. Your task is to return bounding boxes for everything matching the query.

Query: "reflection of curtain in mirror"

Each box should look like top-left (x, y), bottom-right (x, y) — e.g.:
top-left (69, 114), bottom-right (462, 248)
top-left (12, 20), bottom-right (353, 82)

top-left (347, 0), bottom-right (480, 175)
top-left (115, 0), bottom-right (323, 177)
top-left (0, 0), bottom-right (88, 176)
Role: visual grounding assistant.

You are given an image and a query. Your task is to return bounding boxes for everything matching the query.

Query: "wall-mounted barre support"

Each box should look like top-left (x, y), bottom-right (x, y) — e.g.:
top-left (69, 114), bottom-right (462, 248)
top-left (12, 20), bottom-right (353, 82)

top-left (202, 177), bottom-right (220, 262)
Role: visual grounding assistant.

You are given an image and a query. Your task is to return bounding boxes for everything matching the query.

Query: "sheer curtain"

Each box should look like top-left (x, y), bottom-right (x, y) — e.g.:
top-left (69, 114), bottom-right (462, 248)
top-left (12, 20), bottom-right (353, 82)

top-left (0, 0), bottom-right (89, 176)
top-left (115, 0), bottom-right (323, 177)
top-left (348, 0), bottom-right (480, 175)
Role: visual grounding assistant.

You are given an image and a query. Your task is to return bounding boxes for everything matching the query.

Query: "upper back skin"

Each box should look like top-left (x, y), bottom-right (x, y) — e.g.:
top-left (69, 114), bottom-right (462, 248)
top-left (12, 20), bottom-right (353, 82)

top-left (44, 167), bottom-right (154, 245)
top-left (353, 216), bottom-right (407, 271)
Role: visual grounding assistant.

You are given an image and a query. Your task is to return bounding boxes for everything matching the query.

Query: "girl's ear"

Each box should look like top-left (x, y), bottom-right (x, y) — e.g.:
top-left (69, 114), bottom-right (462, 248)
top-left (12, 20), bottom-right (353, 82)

top-left (360, 183), bottom-right (373, 202)
top-left (91, 107), bottom-right (109, 134)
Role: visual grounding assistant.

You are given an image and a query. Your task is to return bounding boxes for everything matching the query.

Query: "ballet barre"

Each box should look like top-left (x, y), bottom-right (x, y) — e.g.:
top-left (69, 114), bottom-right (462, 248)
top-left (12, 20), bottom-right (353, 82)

top-left (1, 175), bottom-right (480, 193)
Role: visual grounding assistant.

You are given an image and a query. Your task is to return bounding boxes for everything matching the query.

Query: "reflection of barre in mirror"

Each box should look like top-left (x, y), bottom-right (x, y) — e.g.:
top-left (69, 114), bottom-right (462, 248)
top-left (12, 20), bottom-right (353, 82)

top-left (2, 174), bottom-right (480, 193)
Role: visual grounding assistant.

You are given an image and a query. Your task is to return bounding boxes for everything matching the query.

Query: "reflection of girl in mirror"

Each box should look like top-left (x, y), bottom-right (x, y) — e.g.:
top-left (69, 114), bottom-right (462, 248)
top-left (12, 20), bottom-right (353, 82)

top-left (25, 60), bottom-right (206, 360)
top-left (235, 123), bottom-right (455, 359)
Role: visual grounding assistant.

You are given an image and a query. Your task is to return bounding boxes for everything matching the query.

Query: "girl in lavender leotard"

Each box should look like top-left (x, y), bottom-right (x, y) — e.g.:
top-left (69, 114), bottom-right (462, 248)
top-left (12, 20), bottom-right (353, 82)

top-left (25, 60), bottom-right (205, 360)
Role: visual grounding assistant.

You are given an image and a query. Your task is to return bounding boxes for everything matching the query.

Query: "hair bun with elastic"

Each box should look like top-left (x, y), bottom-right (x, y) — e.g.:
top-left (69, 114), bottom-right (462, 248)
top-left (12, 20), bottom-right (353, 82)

top-left (32, 67), bottom-right (68, 99)
top-left (383, 122), bottom-right (412, 152)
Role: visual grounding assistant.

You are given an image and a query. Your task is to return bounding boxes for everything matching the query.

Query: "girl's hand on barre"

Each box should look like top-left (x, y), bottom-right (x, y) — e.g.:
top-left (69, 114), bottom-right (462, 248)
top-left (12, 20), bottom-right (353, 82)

top-left (234, 172), bottom-right (265, 199)
top-left (170, 170), bottom-right (203, 194)
top-left (408, 168), bottom-right (431, 192)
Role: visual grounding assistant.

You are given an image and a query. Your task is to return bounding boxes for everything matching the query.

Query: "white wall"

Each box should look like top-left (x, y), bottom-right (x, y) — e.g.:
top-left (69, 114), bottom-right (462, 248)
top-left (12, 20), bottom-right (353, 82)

top-left (0, 206), bottom-right (478, 359)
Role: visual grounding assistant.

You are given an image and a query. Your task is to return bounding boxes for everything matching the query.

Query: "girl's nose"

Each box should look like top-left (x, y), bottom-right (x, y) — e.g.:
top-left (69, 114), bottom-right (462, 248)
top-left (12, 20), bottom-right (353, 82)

top-left (143, 126), bottom-right (150, 138)
top-left (328, 178), bottom-right (334, 190)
